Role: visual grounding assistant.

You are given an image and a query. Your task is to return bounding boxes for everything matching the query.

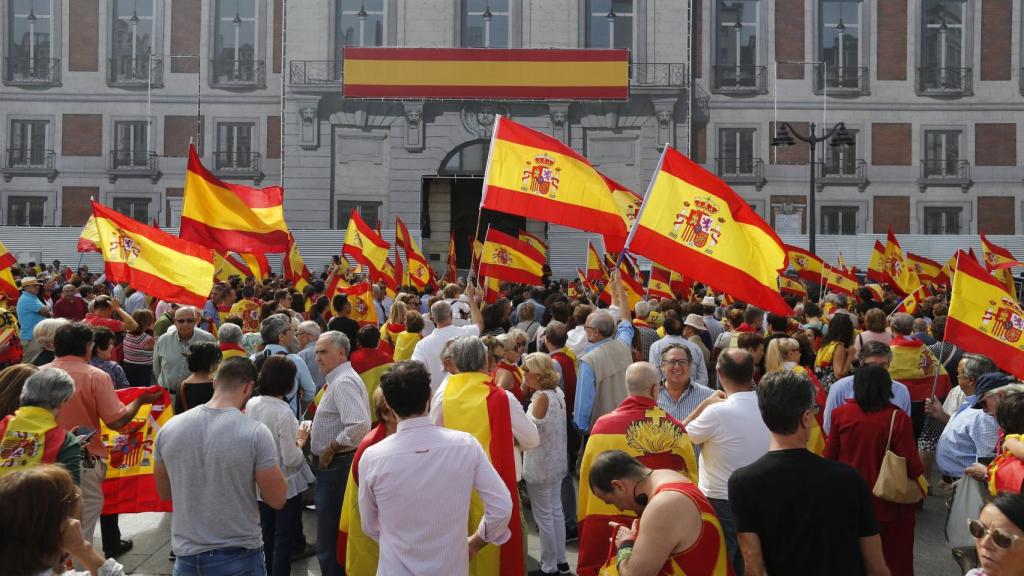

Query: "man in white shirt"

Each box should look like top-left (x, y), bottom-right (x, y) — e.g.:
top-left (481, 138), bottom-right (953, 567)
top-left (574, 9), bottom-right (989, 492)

top-left (411, 281), bottom-right (483, 390)
top-left (681, 348), bottom-right (770, 574)
top-left (360, 360), bottom-right (513, 576)
top-left (565, 304), bottom-right (593, 358)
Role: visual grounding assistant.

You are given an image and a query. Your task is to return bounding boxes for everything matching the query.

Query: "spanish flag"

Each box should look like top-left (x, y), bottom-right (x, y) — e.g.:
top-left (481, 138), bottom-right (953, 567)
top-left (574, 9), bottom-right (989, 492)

top-left (479, 228), bottom-right (545, 285)
top-left (0, 268), bottom-right (19, 301)
top-left (0, 240), bottom-right (14, 270)
top-left (576, 268), bottom-right (597, 296)
top-left (863, 283), bottom-right (885, 302)
top-left (980, 233), bottom-right (1022, 296)
top-left (78, 215), bottom-right (101, 253)
top-left (180, 145), bottom-right (290, 253)
top-left (824, 264), bottom-right (859, 296)
top-left (337, 424), bottom-right (388, 574)
top-left (481, 116), bottom-right (629, 251)
top-left (373, 256), bottom-right (398, 295)
top-left (351, 347), bottom-right (394, 422)
top-left (946, 251), bottom-right (1024, 379)
top-left (889, 335), bottom-right (950, 402)
top-left (441, 372), bottom-right (524, 576)
top-left (908, 252), bottom-right (947, 285)
top-left (883, 227), bottom-right (922, 297)
top-left (786, 245), bottom-right (824, 283)
top-left (214, 251), bottom-right (251, 282)
top-left (517, 230), bottom-right (548, 258)
top-left (92, 202), bottom-right (214, 308)
top-left (444, 231), bottom-right (458, 283)
top-left (586, 241), bottom-right (607, 282)
top-left (101, 386), bottom-right (174, 514)
top-left (867, 240), bottom-right (887, 283)
top-left (647, 263), bottom-right (674, 300)
top-left (895, 284), bottom-right (933, 315)
top-left (671, 271), bottom-right (696, 301)
top-left (343, 209), bottom-right (391, 273)
top-left (942, 252), bottom-right (959, 284)
top-left (240, 253), bottom-right (271, 282)
top-left (779, 276), bottom-right (807, 298)
top-left (599, 261), bottom-right (644, 311)
top-left (396, 216), bottom-right (435, 289)
top-left (628, 146), bottom-right (791, 315)
top-left (283, 236), bottom-right (312, 292)
top-left (344, 281), bottom-right (379, 326)
top-left (605, 175), bottom-right (643, 230)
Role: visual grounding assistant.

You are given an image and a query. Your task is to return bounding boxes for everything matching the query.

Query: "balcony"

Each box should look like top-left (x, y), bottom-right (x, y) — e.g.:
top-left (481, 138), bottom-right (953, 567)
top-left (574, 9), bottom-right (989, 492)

top-left (4, 57), bottom-right (61, 86)
top-left (109, 57), bottom-right (164, 87)
top-left (631, 63), bottom-right (687, 89)
top-left (712, 65), bottom-right (766, 94)
top-left (108, 150), bottom-right (161, 183)
top-left (716, 157), bottom-right (765, 190)
top-left (213, 151), bottom-right (264, 183)
top-left (2, 149), bottom-right (58, 182)
top-left (814, 65), bottom-right (869, 95)
top-left (289, 60), bottom-right (342, 89)
top-left (918, 159), bottom-right (971, 193)
top-left (211, 59), bottom-right (266, 89)
top-left (917, 67), bottom-right (972, 96)
top-left (815, 159), bottom-right (868, 192)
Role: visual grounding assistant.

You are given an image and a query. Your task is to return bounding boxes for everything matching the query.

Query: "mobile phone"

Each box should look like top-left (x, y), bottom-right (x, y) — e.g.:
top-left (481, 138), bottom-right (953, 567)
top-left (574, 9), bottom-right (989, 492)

top-left (73, 426), bottom-right (98, 444)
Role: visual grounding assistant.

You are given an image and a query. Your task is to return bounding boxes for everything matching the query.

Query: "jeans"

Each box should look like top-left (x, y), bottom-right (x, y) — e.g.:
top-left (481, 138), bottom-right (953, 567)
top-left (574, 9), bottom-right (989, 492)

top-left (560, 475), bottom-right (577, 531)
top-left (710, 497), bottom-right (743, 576)
top-left (173, 547), bottom-right (266, 576)
top-left (259, 495), bottom-right (303, 576)
top-left (313, 453), bottom-right (353, 576)
top-left (527, 479), bottom-right (567, 573)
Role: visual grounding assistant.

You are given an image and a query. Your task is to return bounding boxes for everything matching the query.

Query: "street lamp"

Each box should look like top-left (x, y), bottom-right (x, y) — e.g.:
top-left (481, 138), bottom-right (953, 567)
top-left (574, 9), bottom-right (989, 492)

top-left (606, 8), bottom-right (616, 49)
top-left (771, 122), bottom-right (855, 254)
top-left (482, 5), bottom-right (493, 48)
top-left (357, 4), bottom-right (367, 47)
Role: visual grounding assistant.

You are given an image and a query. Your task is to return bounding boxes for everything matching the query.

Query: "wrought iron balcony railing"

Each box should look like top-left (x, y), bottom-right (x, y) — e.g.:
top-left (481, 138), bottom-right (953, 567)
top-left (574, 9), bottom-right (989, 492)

top-left (213, 151), bottom-right (264, 183)
top-left (814, 64), bottom-right (869, 95)
top-left (631, 63), bottom-right (687, 88)
top-left (716, 157), bottom-right (765, 189)
top-left (918, 67), bottom-right (972, 96)
top-left (211, 59), bottom-right (266, 88)
top-left (289, 60), bottom-right (342, 86)
top-left (816, 159), bottom-right (868, 192)
top-left (109, 57), bottom-right (164, 87)
top-left (3, 149), bottom-right (57, 182)
top-left (108, 150), bottom-right (161, 183)
top-left (5, 57), bottom-right (61, 85)
top-left (712, 65), bottom-right (766, 93)
top-left (918, 159), bottom-right (971, 193)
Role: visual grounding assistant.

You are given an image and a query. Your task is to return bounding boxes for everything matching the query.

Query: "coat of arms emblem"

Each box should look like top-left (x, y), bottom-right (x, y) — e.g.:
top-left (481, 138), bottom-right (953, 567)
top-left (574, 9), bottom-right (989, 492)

top-left (981, 297), bottom-right (1024, 344)
top-left (521, 154), bottom-right (560, 197)
top-left (493, 247), bottom-right (513, 266)
top-left (110, 234), bottom-right (142, 264)
top-left (669, 196), bottom-right (724, 251)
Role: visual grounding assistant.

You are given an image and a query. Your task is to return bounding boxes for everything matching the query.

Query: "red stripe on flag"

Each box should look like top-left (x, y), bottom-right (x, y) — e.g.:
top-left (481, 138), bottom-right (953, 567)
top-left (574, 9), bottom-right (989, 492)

top-left (344, 84), bottom-right (628, 99)
top-left (478, 263), bottom-right (543, 285)
top-left (945, 316), bottom-right (1024, 380)
top-left (343, 47), bottom-right (630, 62)
top-left (179, 218), bottom-right (291, 255)
top-left (483, 185), bottom-right (627, 245)
top-left (485, 228), bottom-right (546, 264)
top-left (187, 147), bottom-right (284, 209)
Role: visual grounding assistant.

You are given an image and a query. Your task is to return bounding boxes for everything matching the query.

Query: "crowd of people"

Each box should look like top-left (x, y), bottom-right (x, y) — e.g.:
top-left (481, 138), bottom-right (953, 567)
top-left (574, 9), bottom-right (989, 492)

top-left (0, 258), bottom-right (1022, 576)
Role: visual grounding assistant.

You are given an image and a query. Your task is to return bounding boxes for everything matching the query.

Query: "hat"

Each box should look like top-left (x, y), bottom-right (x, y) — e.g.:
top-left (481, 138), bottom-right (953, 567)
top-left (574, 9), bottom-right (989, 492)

top-left (701, 296), bottom-right (717, 307)
top-left (19, 277), bottom-right (39, 288)
top-left (683, 313), bottom-right (707, 331)
top-left (972, 372), bottom-right (1017, 409)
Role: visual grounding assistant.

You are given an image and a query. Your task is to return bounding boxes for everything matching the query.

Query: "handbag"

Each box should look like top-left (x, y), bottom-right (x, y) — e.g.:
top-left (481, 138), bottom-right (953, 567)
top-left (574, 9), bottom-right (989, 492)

top-left (872, 410), bottom-right (925, 504)
top-left (945, 475), bottom-right (988, 548)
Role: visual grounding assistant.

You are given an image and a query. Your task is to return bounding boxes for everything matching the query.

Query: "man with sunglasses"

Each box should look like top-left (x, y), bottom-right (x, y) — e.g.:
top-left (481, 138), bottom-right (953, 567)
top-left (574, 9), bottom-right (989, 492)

top-left (153, 306), bottom-right (215, 398)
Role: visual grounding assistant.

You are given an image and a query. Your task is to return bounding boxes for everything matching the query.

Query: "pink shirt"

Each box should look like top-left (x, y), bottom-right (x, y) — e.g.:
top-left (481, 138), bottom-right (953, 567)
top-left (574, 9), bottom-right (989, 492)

top-left (45, 356), bottom-right (128, 457)
top-left (852, 330), bottom-right (892, 358)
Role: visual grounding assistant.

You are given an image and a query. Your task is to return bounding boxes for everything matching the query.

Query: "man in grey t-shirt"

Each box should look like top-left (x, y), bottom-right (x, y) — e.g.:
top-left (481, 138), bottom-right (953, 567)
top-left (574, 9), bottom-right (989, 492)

top-left (154, 358), bottom-right (287, 575)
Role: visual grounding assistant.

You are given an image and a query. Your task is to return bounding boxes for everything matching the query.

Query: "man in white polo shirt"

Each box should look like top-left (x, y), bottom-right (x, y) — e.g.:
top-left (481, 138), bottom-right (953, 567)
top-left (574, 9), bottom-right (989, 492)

top-left (410, 281), bottom-right (483, 390)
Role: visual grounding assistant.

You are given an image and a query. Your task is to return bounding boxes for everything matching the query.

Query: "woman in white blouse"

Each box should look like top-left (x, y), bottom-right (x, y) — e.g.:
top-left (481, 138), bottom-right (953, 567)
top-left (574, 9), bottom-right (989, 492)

top-left (246, 356), bottom-right (315, 576)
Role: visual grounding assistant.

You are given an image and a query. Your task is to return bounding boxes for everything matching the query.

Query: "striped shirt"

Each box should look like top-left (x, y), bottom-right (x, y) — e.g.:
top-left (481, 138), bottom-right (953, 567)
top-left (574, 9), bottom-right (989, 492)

top-left (310, 361), bottom-right (371, 457)
top-left (657, 381), bottom-right (715, 424)
top-left (122, 332), bottom-right (154, 365)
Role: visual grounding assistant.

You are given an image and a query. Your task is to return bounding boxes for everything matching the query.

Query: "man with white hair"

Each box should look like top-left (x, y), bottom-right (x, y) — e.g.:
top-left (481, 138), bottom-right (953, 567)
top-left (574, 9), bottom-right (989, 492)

top-left (574, 274), bottom-right (634, 433)
top-left (631, 300), bottom-right (660, 361)
top-left (411, 281), bottom-right (483, 390)
top-left (153, 306), bottom-right (215, 396)
top-left (0, 367), bottom-right (81, 482)
top-left (296, 320), bottom-right (325, 389)
top-left (251, 313), bottom-right (316, 417)
top-left (216, 322), bottom-right (247, 361)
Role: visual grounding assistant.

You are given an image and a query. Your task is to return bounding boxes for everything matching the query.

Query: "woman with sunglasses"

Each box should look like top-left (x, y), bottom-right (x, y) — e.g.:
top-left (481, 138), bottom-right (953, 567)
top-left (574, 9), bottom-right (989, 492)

top-left (966, 493), bottom-right (1024, 576)
top-left (495, 329), bottom-right (528, 403)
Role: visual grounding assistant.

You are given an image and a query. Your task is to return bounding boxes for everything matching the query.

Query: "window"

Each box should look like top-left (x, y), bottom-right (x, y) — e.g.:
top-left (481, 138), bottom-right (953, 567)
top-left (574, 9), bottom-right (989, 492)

top-left (113, 121), bottom-right (150, 168)
top-left (923, 129), bottom-right (961, 177)
top-left (216, 122), bottom-right (254, 169)
top-left (213, 0), bottom-right (260, 84)
top-left (336, 0), bottom-right (384, 48)
top-left (112, 197), bottom-right (151, 222)
top-left (820, 206), bottom-right (857, 234)
top-left (7, 0), bottom-right (54, 81)
top-left (924, 206), bottom-right (962, 234)
top-left (822, 128), bottom-right (859, 175)
top-left (819, 0), bottom-right (861, 88)
top-left (7, 196), bottom-right (45, 226)
top-left (461, 0), bottom-right (508, 48)
top-left (718, 128), bottom-right (756, 175)
top-left (921, 0), bottom-right (965, 89)
top-left (338, 200), bottom-right (381, 230)
top-left (715, 0), bottom-right (759, 87)
top-left (586, 0), bottom-right (633, 50)
top-left (9, 119), bottom-right (48, 167)
top-left (111, 0), bottom-right (155, 82)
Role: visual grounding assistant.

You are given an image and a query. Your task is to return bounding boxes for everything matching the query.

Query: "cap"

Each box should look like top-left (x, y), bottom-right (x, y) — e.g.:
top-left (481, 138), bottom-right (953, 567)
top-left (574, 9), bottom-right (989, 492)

top-left (683, 313), bottom-right (707, 331)
top-left (19, 277), bottom-right (39, 288)
top-left (972, 372), bottom-right (1017, 409)
top-left (701, 296), bottom-right (716, 307)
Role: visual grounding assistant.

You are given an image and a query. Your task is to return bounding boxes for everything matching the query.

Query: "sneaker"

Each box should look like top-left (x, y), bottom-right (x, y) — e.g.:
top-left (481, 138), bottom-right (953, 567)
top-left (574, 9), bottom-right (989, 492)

top-left (564, 526), bottom-right (578, 542)
top-left (291, 542), bottom-right (316, 561)
top-left (557, 562), bottom-right (572, 574)
top-left (104, 539), bottom-right (133, 558)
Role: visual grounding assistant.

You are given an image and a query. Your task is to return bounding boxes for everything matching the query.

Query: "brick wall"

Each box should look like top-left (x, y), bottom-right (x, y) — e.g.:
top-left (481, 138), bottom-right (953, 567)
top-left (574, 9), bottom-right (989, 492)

top-left (975, 123), bottom-right (1016, 166)
top-left (877, 1), bottom-right (907, 81)
top-left (68, 0), bottom-right (99, 72)
top-left (171, 0), bottom-right (202, 73)
top-left (693, 124), bottom-right (706, 164)
top-left (267, 116), bottom-right (281, 159)
top-left (62, 115), bottom-right (103, 156)
top-left (981, 0), bottom-right (1012, 81)
top-left (873, 196), bottom-right (910, 233)
top-left (164, 116), bottom-right (204, 157)
top-left (770, 122), bottom-right (809, 164)
top-left (871, 123), bottom-right (912, 166)
top-left (775, 0), bottom-right (804, 79)
top-left (978, 196), bottom-right (1015, 235)
top-left (62, 187), bottom-right (98, 226)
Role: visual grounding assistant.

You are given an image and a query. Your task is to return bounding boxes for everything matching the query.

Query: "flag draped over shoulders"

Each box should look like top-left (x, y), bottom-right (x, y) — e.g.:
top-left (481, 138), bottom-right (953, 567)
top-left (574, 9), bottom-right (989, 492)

top-left (338, 423), bottom-right (389, 574)
top-left (101, 386), bottom-right (174, 514)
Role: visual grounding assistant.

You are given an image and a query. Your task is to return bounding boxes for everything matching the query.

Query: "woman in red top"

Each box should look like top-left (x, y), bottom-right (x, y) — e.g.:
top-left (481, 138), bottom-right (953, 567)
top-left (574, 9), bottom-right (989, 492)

top-left (825, 364), bottom-right (926, 576)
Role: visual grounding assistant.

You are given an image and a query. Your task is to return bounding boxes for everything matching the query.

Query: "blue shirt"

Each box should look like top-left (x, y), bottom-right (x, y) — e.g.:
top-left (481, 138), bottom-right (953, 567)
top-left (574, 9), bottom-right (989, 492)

top-left (573, 321), bottom-right (634, 432)
top-left (657, 381), bottom-right (715, 424)
top-left (647, 335), bottom-right (709, 387)
top-left (16, 292), bottom-right (46, 341)
top-left (935, 396), bottom-right (999, 478)
top-left (823, 374), bottom-right (912, 434)
top-left (251, 344), bottom-right (317, 417)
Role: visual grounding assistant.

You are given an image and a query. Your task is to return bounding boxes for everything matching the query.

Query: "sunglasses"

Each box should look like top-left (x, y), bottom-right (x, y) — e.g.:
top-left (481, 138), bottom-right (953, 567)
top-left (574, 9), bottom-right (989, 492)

top-left (968, 519), bottom-right (1024, 549)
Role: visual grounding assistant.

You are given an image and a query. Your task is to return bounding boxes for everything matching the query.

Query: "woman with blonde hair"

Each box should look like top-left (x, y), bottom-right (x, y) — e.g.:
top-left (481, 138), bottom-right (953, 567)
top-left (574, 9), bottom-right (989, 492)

top-left (30, 318), bottom-right (69, 366)
top-left (495, 329), bottom-right (528, 402)
top-left (380, 300), bottom-right (407, 349)
top-left (480, 335), bottom-right (505, 375)
top-left (521, 352), bottom-right (569, 576)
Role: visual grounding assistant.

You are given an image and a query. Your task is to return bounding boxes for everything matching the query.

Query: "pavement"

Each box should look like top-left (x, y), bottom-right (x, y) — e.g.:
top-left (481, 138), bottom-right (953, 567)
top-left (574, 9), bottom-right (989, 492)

top-left (102, 490), bottom-right (963, 575)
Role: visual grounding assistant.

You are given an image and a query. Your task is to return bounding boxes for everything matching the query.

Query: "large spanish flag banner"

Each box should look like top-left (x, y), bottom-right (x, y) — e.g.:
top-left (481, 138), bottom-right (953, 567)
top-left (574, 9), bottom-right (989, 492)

top-left (283, 236), bottom-right (312, 292)
top-left (946, 251), bottom-right (1024, 379)
top-left (980, 233), bottom-right (1022, 296)
top-left (342, 209), bottom-right (391, 273)
top-left (889, 335), bottom-right (950, 402)
top-left (101, 386), bottom-right (173, 514)
top-left (867, 240), bottom-right (887, 283)
top-left (481, 116), bottom-right (630, 251)
top-left (647, 263), bottom-right (674, 300)
top-left (213, 251), bottom-right (251, 282)
top-left (180, 145), bottom-right (290, 253)
top-left (785, 245), bottom-right (824, 283)
top-left (779, 276), bottom-right (807, 298)
top-left (343, 47), bottom-right (628, 100)
top-left (883, 227), bottom-right (922, 297)
top-left (78, 215), bottom-right (101, 253)
top-left (824, 264), bottom-right (859, 296)
top-left (92, 202), bottom-right (214, 308)
top-left (442, 372), bottom-right (524, 576)
top-left (479, 228), bottom-right (545, 285)
top-left (908, 252), bottom-right (947, 285)
top-left (629, 146), bottom-right (792, 315)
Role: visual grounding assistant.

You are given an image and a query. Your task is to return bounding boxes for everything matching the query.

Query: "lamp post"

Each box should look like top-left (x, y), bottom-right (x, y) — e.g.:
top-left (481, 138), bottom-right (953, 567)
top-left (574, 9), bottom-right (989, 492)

top-left (357, 4), bottom-right (367, 47)
top-left (771, 122), bottom-right (855, 254)
top-left (606, 8), bottom-right (616, 49)
top-left (482, 5), bottom-right (493, 48)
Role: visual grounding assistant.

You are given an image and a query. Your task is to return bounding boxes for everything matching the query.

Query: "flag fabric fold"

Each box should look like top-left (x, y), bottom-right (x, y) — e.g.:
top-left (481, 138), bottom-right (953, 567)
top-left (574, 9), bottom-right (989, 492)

top-left (824, 264), bottom-right (859, 296)
top-left (646, 264), bottom-right (674, 300)
top-left (517, 230), bottom-right (548, 258)
top-left (0, 240), bottom-right (15, 270)
top-left (214, 252), bottom-right (251, 282)
top-left (445, 232), bottom-right (458, 283)
top-left (78, 216), bottom-right (102, 253)
top-left (980, 233), bottom-right (1021, 295)
top-left (779, 276), bottom-right (807, 298)
top-left (586, 241), bottom-right (607, 282)
top-left (479, 228), bottom-right (545, 286)
top-left (283, 236), bottom-right (312, 291)
top-left (883, 227), bottom-right (922, 297)
top-left (395, 217), bottom-right (435, 289)
top-left (895, 284), bottom-right (934, 315)
top-left (908, 253), bottom-right (946, 285)
top-left (867, 240), bottom-right (887, 283)
top-left (786, 245), bottom-right (824, 283)
top-left (240, 253), bottom-right (271, 282)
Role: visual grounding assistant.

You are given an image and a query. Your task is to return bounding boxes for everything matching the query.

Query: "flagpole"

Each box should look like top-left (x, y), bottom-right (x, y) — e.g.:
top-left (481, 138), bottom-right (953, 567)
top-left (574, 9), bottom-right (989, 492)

top-left (615, 143), bottom-right (671, 270)
top-left (472, 116), bottom-right (503, 281)
top-left (476, 224), bottom-right (491, 288)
